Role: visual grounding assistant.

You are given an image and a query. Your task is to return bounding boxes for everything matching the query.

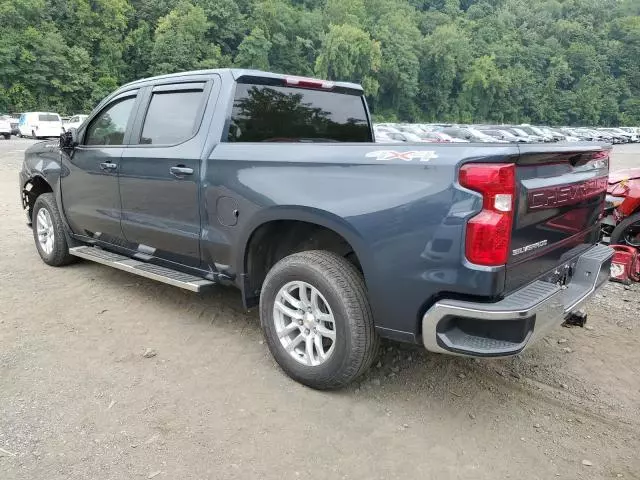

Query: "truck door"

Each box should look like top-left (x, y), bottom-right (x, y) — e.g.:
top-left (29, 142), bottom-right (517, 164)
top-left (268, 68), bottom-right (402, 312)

top-left (60, 91), bottom-right (139, 244)
top-left (118, 81), bottom-right (213, 269)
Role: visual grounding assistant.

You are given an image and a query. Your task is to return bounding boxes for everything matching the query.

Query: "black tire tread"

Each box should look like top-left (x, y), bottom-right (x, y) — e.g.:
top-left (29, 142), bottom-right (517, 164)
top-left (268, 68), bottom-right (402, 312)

top-left (260, 250), bottom-right (379, 389)
top-left (32, 193), bottom-right (76, 267)
top-left (610, 212), bottom-right (640, 246)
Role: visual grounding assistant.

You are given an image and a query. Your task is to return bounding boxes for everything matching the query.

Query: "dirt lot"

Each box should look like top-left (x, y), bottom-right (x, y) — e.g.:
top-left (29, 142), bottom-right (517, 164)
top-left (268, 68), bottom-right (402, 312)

top-left (1, 138), bottom-right (639, 479)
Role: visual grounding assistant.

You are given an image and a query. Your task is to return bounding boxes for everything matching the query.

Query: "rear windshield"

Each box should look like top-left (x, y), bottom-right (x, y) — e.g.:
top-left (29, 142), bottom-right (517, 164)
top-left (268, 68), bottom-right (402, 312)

top-left (38, 114), bottom-right (60, 122)
top-left (227, 83), bottom-right (371, 142)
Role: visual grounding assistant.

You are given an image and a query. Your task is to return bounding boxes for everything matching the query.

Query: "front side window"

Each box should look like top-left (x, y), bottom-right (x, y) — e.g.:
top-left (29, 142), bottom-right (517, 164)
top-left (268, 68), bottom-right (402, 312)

top-left (139, 90), bottom-right (204, 145)
top-left (85, 97), bottom-right (136, 146)
top-left (228, 83), bottom-right (371, 142)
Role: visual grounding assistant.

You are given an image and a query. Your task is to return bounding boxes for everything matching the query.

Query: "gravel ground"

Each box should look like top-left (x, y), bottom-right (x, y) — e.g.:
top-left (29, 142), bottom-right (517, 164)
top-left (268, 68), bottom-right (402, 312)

top-left (1, 138), bottom-right (639, 479)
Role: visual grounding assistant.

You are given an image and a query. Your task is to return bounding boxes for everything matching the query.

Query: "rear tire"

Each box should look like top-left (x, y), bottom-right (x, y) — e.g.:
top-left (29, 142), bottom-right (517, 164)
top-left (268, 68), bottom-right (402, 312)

top-left (32, 193), bottom-right (76, 266)
top-left (610, 212), bottom-right (640, 247)
top-left (260, 250), bottom-right (379, 390)
top-left (2, 133), bottom-right (9, 140)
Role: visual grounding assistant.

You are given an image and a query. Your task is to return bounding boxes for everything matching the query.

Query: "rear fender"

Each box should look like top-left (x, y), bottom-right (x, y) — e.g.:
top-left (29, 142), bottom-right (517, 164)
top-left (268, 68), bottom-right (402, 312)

top-left (236, 206), bottom-right (373, 287)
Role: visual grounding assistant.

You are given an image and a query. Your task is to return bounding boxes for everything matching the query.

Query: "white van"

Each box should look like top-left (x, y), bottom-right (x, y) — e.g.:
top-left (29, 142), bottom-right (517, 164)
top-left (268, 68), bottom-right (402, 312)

top-left (18, 112), bottom-right (63, 139)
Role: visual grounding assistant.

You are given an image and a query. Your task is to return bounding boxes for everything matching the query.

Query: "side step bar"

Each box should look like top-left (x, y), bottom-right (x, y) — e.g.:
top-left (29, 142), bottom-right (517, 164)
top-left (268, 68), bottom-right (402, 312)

top-left (69, 246), bottom-right (216, 292)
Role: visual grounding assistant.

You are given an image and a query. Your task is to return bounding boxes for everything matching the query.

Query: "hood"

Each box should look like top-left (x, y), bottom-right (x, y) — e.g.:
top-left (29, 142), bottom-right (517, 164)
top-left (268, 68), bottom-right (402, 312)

top-left (609, 168), bottom-right (640, 185)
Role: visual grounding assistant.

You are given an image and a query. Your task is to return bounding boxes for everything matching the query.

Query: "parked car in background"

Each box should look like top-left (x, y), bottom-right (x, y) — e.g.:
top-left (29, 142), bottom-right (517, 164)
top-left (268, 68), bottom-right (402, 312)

top-left (561, 127), bottom-right (595, 141)
top-left (479, 128), bottom-right (527, 143)
top-left (439, 126), bottom-right (507, 143)
top-left (603, 127), bottom-right (637, 143)
top-left (0, 115), bottom-right (12, 139)
top-left (431, 131), bottom-right (467, 143)
top-left (538, 126), bottom-right (566, 142)
top-left (10, 116), bottom-right (20, 135)
top-left (374, 131), bottom-right (404, 143)
top-left (619, 127), bottom-right (639, 137)
top-left (518, 125), bottom-right (553, 142)
top-left (502, 127), bottom-right (539, 143)
top-left (18, 112), bottom-right (63, 139)
top-left (63, 114), bottom-right (89, 132)
top-left (583, 128), bottom-right (614, 143)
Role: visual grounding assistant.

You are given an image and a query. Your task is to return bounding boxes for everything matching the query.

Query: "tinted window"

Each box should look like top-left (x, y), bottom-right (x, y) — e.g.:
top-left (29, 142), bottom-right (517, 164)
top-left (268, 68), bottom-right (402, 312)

top-left (140, 90), bottom-right (204, 145)
top-left (228, 84), bottom-right (371, 142)
top-left (39, 114), bottom-right (59, 122)
top-left (85, 97), bottom-right (135, 146)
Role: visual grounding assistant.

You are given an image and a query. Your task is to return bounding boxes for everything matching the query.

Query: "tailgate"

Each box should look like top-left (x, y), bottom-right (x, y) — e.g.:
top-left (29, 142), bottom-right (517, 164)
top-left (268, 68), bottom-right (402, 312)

top-left (505, 144), bottom-right (610, 292)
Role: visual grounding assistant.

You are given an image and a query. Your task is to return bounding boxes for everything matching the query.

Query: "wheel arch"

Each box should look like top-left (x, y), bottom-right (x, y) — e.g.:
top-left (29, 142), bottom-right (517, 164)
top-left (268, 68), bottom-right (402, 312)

top-left (237, 207), bottom-right (373, 307)
top-left (22, 174), bottom-right (54, 221)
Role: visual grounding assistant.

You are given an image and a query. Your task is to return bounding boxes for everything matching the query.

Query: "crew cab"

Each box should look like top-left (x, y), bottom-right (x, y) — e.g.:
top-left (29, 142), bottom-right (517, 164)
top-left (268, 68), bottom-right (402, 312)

top-left (19, 69), bottom-right (613, 389)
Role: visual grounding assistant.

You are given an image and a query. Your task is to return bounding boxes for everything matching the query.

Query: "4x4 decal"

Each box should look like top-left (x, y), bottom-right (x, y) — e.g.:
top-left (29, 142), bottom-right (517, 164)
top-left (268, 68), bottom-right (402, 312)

top-left (365, 150), bottom-right (438, 162)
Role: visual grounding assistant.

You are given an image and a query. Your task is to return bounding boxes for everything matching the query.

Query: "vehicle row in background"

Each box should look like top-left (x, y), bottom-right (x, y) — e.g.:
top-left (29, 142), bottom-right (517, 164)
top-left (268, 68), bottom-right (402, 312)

top-left (374, 123), bottom-right (640, 144)
top-left (0, 112), bottom-right (89, 139)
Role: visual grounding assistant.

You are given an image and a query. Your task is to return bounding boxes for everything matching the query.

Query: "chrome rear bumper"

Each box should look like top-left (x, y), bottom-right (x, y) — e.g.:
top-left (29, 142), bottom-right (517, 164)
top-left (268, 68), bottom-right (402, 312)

top-left (421, 244), bottom-right (613, 357)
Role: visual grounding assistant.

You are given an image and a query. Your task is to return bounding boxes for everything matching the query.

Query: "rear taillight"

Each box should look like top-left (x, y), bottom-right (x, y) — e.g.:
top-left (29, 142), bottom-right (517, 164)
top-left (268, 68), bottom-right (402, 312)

top-left (459, 163), bottom-right (516, 266)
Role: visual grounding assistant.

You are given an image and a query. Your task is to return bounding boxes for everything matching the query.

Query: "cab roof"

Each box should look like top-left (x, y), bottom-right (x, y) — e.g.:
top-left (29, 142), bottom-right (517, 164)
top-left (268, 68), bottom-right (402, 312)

top-left (120, 68), bottom-right (363, 93)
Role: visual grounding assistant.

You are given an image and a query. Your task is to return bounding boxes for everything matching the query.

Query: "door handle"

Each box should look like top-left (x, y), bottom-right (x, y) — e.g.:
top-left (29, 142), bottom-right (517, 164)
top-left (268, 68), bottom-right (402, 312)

top-left (100, 162), bottom-right (117, 171)
top-left (170, 166), bottom-right (194, 177)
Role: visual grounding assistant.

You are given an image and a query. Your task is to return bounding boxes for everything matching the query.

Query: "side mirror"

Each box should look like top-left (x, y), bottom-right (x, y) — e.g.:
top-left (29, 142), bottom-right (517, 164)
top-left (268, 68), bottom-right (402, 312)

top-left (60, 128), bottom-right (78, 149)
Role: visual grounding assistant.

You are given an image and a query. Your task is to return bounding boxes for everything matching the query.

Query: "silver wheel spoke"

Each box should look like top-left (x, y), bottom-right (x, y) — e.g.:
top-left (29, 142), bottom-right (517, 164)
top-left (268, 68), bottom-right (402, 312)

top-left (285, 333), bottom-right (304, 352)
top-left (314, 335), bottom-right (326, 360)
top-left (311, 289), bottom-right (320, 310)
top-left (277, 322), bottom-right (299, 338)
top-left (35, 208), bottom-right (54, 255)
top-left (315, 311), bottom-right (333, 323)
top-left (273, 280), bottom-right (336, 367)
top-left (274, 301), bottom-right (303, 319)
top-left (281, 290), bottom-right (303, 310)
top-left (298, 283), bottom-right (310, 305)
top-left (37, 210), bottom-right (46, 228)
top-left (305, 336), bottom-right (316, 366)
top-left (317, 325), bottom-right (336, 340)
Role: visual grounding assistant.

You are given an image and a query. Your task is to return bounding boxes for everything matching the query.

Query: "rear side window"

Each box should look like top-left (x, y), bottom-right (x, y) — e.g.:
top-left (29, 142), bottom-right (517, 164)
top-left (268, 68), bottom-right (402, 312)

top-left (140, 90), bottom-right (204, 145)
top-left (227, 84), bottom-right (371, 142)
top-left (39, 114), bottom-right (59, 122)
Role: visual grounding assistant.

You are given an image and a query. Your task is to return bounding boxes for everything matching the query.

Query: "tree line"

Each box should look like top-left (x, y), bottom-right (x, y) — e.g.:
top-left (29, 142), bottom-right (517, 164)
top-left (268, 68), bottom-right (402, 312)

top-left (1, 0), bottom-right (639, 126)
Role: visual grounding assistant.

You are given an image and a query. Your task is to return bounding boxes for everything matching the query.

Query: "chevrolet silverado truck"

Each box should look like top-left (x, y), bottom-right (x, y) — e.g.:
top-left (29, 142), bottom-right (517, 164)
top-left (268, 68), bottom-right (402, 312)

top-left (19, 69), bottom-right (614, 389)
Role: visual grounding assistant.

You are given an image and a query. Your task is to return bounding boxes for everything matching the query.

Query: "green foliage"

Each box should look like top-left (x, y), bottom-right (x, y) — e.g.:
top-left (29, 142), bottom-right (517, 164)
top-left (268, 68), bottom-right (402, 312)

top-left (0, 0), bottom-right (638, 125)
top-left (315, 24), bottom-right (381, 95)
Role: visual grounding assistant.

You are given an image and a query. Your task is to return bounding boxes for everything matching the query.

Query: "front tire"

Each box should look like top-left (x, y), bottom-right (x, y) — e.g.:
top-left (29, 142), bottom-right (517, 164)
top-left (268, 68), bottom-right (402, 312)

top-left (2, 133), bottom-right (9, 140)
top-left (610, 212), bottom-right (640, 247)
top-left (260, 250), bottom-right (379, 390)
top-left (32, 193), bottom-right (75, 266)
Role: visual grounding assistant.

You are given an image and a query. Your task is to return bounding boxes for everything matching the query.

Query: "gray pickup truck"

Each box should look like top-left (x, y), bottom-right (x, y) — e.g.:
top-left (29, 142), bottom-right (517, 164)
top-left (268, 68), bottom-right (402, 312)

top-left (19, 69), bottom-right (613, 389)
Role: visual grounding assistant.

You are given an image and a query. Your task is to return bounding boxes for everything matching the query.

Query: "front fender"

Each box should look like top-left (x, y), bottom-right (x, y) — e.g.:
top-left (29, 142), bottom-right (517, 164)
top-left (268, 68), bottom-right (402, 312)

top-left (22, 140), bottom-right (63, 191)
